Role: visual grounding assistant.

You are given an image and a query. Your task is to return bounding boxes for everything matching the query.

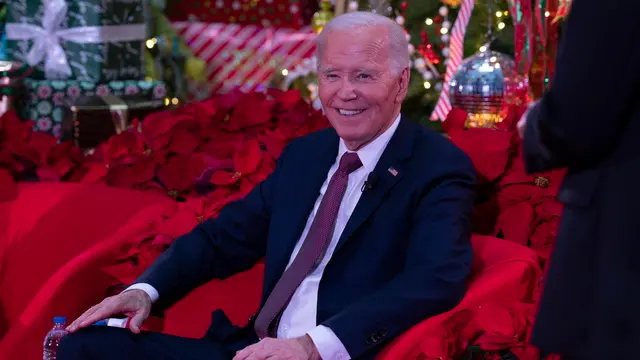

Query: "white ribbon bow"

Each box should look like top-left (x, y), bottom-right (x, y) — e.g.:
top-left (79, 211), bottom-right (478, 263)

top-left (5, 0), bottom-right (146, 79)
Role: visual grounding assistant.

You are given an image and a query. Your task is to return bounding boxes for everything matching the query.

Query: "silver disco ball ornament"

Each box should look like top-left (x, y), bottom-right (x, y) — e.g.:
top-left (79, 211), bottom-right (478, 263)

top-left (449, 51), bottom-right (529, 128)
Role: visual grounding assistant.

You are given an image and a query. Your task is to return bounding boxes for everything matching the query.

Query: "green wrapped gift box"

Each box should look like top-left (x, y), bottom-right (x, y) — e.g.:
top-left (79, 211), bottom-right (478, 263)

top-left (5, 0), bottom-right (147, 81)
top-left (24, 79), bottom-right (167, 137)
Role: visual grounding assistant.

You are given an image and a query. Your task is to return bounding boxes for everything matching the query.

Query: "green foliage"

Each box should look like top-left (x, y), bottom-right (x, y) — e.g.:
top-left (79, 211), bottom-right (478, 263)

top-left (357, 0), bottom-right (515, 128)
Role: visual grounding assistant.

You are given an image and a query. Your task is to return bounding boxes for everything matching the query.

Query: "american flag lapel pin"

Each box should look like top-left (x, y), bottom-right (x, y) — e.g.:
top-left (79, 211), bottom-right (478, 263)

top-left (388, 167), bottom-right (398, 176)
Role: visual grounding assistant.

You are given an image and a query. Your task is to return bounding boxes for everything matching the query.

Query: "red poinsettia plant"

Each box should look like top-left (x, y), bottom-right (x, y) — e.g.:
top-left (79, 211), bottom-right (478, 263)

top-left (79, 88), bottom-right (329, 201)
top-left (0, 111), bottom-right (86, 201)
top-left (443, 107), bottom-right (564, 265)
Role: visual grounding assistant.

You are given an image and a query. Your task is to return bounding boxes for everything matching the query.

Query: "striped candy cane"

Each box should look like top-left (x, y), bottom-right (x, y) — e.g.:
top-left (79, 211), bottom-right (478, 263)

top-left (430, 0), bottom-right (476, 121)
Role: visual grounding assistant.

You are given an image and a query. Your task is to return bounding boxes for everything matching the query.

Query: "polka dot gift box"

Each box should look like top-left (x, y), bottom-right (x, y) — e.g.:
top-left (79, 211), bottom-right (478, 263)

top-left (23, 79), bottom-right (167, 137)
top-left (167, 0), bottom-right (318, 29)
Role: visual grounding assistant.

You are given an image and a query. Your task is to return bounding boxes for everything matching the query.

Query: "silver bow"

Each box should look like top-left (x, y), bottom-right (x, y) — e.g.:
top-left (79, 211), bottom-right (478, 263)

top-left (5, 0), bottom-right (146, 79)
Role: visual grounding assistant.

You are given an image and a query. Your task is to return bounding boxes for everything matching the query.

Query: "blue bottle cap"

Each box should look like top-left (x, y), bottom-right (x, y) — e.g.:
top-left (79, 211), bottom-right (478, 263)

top-left (53, 316), bottom-right (67, 324)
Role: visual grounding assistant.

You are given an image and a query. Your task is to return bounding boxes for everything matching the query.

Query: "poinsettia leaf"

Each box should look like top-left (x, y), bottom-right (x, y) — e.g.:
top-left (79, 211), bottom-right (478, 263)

top-left (210, 170), bottom-right (239, 186)
top-left (167, 130), bottom-right (200, 155)
top-left (234, 138), bottom-right (263, 174)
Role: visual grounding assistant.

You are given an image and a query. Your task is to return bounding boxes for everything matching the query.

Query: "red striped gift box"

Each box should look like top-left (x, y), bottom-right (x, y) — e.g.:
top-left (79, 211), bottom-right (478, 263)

top-left (173, 22), bottom-right (317, 99)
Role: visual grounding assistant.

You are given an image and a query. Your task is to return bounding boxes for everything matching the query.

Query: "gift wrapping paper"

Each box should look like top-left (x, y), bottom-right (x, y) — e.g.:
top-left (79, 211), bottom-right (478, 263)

top-left (24, 79), bottom-right (167, 137)
top-left (173, 22), bottom-right (316, 99)
top-left (167, 0), bottom-right (317, 30)
top-left (6, 0), bottom-right (147, 81)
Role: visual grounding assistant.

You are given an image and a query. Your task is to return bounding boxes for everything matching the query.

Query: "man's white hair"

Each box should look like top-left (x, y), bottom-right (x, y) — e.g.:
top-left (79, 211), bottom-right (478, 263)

top-left (316, 11), bottom-right (410, 75)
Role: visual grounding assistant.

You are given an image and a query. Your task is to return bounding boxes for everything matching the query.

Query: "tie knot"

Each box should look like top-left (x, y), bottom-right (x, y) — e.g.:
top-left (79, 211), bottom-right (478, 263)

top-left (339, 152), bottom-right (362, 174)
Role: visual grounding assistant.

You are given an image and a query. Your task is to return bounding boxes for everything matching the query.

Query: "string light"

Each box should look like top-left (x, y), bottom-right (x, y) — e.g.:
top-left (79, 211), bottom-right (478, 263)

top-left (495, 10), bottom-right (502, 17)
top-left (545, 11), bottom-right (550, 17)
top-left (281, 69), bottom-right (288, 76)
top-left (479, 45), bottom-right (488, 52)
top-left (440, 27), bottom-right (448, 35)
top-left (497, 22), bottom-right (505, 30)
top-left (425, 18), bottom-right (433, 25)
top-left (424, 81), bottom-right (432, 89)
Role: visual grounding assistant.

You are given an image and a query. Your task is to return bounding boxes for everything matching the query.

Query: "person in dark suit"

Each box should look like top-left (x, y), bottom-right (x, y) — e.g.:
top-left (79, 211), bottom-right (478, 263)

top-left (517, 1), bottom-right (640, 359)
top-left (59, 11), bottom-right (476, 360)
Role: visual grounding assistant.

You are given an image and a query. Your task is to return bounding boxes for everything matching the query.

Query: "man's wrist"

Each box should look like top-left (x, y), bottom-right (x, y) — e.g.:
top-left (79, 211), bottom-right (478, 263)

top-left (125, 288), bottom-right (152, 303)
top-left (124, 283), bottom-right (159, 302)
top-left (296, 335), bottom-right (321, 360)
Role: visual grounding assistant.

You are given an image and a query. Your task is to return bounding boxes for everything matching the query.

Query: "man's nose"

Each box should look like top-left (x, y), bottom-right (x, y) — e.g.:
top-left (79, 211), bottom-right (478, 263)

top-left (337, 81), bottom-right (357, 101)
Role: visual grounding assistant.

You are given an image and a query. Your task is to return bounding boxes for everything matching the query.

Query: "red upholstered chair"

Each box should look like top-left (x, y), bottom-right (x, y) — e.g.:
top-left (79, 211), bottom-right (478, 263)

top-left (0, 183), bottom-right (177, 357)
top-left (0, 183), bottom-right (541, 360)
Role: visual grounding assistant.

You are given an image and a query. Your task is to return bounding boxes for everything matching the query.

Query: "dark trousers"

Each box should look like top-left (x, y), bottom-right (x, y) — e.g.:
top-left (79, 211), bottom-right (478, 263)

top-left (58, 326), bottom-right (233, 360)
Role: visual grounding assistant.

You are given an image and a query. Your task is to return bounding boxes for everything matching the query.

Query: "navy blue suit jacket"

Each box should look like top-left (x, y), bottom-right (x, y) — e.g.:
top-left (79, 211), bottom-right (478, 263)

top-left (136, 117), bottom-right (476, 358)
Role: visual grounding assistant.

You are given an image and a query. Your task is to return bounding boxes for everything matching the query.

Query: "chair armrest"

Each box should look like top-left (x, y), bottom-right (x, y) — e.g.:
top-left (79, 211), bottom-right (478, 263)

top-left (376, 256), bottom-right (541, 359)
top-left (0, 203), bottom-right (172, 360)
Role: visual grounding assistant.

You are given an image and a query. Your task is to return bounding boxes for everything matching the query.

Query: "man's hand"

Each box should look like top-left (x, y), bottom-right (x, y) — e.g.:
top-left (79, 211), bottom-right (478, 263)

top-left (518, 100), bottom-right (539, 139)
top-left (233, 336), bottom-right (321, 360)
top-left (66, 289), bottom-right (152, 334)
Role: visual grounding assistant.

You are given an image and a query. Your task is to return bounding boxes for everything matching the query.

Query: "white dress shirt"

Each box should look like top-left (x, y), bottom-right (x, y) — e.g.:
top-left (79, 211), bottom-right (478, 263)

top-left (128, 115), bottom-right (401, 359)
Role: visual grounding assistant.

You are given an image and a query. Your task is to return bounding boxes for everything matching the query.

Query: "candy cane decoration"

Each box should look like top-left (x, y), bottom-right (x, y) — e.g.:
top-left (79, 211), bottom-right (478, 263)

top-left (430, 0), bottom-right (475, 121)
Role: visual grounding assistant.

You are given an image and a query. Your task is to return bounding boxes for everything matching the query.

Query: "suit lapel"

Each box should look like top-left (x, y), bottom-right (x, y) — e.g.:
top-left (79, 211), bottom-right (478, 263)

top-left (276, 130), bottom-right (339, 267)
top-left (335, 117), bottom-right (416, 253)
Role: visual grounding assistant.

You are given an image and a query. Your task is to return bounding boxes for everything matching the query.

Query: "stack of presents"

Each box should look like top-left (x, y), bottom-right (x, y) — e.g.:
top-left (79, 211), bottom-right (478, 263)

top-left (0, 0), bottom-right (319, 148)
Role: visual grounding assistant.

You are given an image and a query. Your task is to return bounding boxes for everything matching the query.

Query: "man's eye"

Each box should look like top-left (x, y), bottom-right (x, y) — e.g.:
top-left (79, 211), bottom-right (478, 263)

top-left (357, 73), bottom-right (371, 80)
top-left (325, 74), bottom-right (339, 79)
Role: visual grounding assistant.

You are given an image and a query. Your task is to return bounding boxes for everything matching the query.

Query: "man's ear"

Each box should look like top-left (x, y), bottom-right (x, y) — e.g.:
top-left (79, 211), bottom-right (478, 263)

top-left (396, 67), bottom-right (410, 103)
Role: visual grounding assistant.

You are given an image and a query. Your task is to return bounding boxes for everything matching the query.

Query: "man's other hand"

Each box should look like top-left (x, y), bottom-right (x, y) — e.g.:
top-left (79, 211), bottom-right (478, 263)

top-left (66, 289), bottom-right (152, 334)
top-left (233, 336), bottom-right (321, 360)
top-left (518, 100), bottom-right (539, 139)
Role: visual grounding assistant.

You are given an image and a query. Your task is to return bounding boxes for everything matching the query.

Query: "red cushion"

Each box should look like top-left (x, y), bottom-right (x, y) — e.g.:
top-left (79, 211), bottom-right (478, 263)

top-left (0, 183), bottom-right (174, 337)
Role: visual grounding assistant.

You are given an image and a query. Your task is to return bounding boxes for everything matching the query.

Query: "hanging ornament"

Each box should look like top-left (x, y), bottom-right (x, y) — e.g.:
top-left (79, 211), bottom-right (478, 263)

top-left (440, 0), bottom-right (462, 8)
top-left (347, 0), bottom-right (359, 12)
top-left (418, 31), bottom-right (440, 65)
top-left (312, 0), bottom-right (334, 34)
top-left (448, 51), bottom-right (529, 128)
top-left (439, 6), bottom-right (449, 16)
top-left (441, 34), bottom-right (450, 43)
top-left (395, 15), bottom-right (405, 26)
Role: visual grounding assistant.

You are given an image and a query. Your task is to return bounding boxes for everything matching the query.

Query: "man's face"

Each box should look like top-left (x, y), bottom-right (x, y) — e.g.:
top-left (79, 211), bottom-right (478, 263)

top-left (318, 26), bottom-right (408, 150)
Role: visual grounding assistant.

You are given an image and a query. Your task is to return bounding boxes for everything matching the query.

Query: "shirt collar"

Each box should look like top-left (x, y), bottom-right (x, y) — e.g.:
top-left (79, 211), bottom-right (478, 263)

top-left (337, 114), bottom-right (401, 173)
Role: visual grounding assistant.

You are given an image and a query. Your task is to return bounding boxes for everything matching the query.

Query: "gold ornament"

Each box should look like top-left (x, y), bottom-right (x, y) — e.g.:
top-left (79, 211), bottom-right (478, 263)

top-left (534, 176), bottom-right (550, 188)
top-left (440, 0), bottom-right (462, 8)
top-left (312, 0), bottom-right (334, 34)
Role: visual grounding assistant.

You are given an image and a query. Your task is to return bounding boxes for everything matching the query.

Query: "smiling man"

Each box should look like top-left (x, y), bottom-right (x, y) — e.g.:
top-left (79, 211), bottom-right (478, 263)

top-left (59, 12), bottom-right (477, 360)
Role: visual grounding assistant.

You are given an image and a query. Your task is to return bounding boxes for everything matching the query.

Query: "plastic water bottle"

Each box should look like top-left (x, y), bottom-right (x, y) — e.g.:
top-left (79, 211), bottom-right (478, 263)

top-left (43, 316), bottom-right (68, 360)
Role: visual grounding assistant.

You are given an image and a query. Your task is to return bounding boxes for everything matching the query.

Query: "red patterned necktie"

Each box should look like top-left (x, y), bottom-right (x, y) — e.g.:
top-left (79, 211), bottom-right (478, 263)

top-left (254, 152), bottom-right (363, 339)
